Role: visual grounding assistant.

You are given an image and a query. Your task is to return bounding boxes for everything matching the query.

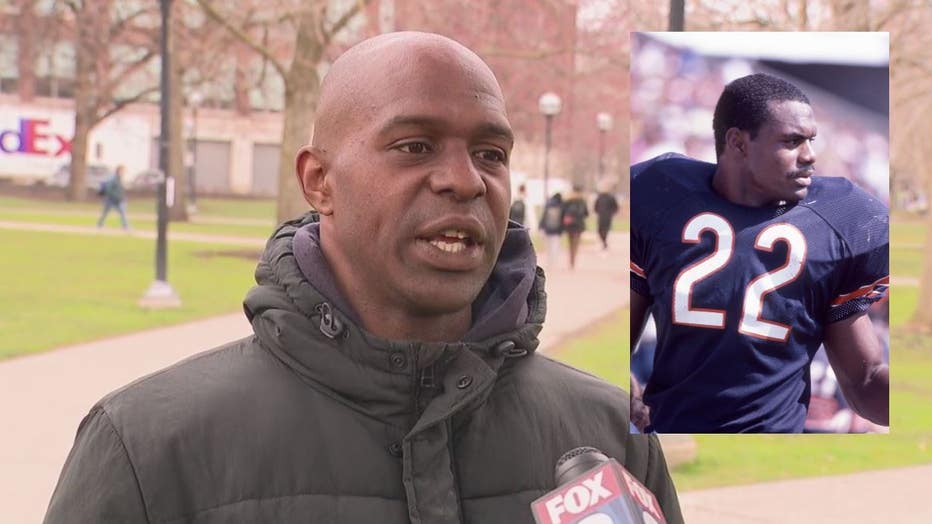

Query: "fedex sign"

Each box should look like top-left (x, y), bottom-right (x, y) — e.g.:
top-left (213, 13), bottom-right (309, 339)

top-left (0, 118), bottom-right (72, 157)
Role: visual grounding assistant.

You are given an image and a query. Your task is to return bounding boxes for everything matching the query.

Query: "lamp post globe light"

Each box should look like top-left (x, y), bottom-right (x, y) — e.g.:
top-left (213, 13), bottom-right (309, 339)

top-left (140, 0), bottom-right (181, 308)
top-left (538, 92), bottom-right (562, 203)
top-left (596, 112), bottom-right (614, 186)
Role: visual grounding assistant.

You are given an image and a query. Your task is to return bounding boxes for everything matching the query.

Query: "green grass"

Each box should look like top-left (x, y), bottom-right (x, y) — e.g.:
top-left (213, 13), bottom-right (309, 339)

top-left (891, 212), bottom-right (925, 245)
top-left (553, 304), bottom-right (932, 492)
top-left (554, 310), bottom-right (629, 387)
top-left (0, 229), bottom-right (258, 359)
top-left (0, 208), bottom-right (276, 238)
top-left (194, 196), bottom-right (276, 220)
top-left (0, 194), bottom-right (277, 222)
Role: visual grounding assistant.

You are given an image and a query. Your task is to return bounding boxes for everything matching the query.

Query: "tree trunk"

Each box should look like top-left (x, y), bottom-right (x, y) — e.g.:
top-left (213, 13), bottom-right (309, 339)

top-left (275, 14), bottom-right (323, 224)
top-left (275, 77), bottom-right (319, 223)
top-left (68, 17), bottom-right (93, 203)
top-left (168, 5), bottom-right (189, 222)
top-left (16, 4), bottom-right (37, 101)
top-left (68, 111), bottom-right (92, 201)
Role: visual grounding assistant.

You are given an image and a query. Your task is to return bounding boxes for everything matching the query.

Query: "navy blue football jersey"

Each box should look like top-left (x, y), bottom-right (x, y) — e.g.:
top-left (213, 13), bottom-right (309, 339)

top-left (630, 154), bottom-right (889, 433)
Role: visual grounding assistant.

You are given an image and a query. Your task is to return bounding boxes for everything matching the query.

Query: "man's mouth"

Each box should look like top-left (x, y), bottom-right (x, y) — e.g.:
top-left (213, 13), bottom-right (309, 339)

top-left (425, 229), bottom-right (477, 254)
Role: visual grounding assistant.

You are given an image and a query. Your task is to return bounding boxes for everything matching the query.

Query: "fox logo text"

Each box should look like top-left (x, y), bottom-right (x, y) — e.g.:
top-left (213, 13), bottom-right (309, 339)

top-left (544, 471), bottom-right (613, 523)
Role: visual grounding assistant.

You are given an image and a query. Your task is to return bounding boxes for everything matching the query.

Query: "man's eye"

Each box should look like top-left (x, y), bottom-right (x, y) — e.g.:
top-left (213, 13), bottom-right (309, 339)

top-left (396, 142), bottom-right (431, 154)
top-left (476, 149), bottom-right (507, 164)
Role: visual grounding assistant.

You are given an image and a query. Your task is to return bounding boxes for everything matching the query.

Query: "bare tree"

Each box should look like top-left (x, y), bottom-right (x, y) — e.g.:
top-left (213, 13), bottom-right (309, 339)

top-left (197, 0), bottom-right (372, 223)
top-left (63, 0), bottom-right (160, 201)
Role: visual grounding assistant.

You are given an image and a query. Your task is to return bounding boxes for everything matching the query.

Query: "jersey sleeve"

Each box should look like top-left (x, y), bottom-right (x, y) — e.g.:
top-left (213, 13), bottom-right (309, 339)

top-left (629, 159), bottom-right (656, 299)
top-left (630, 227), bottom-right (651, 298)
top-left (827, 197), bottom-right (889, 323)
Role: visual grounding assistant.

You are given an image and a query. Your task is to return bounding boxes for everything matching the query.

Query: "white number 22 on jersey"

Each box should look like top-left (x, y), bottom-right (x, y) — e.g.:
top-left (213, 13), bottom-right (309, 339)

top-left (672, 212), bottom-right (807, 342)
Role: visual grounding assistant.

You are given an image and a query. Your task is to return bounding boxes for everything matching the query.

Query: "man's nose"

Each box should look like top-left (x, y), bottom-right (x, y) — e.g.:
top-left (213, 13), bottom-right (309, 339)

top-left (429, 149), bottom-right (486, 201)
top-left (799, 140), bottom-right (816, 166)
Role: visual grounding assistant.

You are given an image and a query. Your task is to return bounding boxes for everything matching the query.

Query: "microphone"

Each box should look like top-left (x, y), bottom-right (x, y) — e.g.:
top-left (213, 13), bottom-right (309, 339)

top-left (530, 447), bottom-right (667, 524)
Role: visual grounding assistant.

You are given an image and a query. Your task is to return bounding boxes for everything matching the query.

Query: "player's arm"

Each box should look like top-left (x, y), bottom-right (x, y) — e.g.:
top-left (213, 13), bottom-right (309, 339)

top-left (630, 290), bottom-right (652, 431)
top-left (822, 311), bottom-right (889, 426)
top-left (631, 290), bottom-right (651, 350)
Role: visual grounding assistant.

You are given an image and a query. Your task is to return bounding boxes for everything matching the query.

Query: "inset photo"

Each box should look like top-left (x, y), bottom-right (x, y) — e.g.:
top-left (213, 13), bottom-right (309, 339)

top-left (629, 32), bottom-right (890, 434)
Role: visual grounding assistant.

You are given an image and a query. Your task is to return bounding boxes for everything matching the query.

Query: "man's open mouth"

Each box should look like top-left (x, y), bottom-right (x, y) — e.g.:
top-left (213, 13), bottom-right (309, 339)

top-left (424, 229), bottom-right (478, 254)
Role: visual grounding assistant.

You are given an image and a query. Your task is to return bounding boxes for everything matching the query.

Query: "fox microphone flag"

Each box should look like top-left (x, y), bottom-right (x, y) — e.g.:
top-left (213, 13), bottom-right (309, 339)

top-left (530, 447), bottom-right (667, 524)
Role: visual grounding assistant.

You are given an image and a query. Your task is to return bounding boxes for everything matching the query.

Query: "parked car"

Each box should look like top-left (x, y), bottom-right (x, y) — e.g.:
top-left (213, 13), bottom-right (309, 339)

top-left (39, 163), bottom-right (111, 190)
top-left (129, 168), bottom-right (163, 191)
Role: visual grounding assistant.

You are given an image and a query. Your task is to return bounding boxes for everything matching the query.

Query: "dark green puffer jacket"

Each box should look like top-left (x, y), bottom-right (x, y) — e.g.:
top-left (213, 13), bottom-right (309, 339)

top-left (45, 215), bottom-right (682, 523)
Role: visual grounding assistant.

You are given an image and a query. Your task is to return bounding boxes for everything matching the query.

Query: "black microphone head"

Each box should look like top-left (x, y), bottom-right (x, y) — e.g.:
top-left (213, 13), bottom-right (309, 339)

top-left (554, 446), bottom-right (610, 487)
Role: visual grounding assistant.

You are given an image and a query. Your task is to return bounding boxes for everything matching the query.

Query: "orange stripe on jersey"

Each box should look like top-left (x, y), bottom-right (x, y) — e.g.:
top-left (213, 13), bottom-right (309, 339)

top-left (630, 261), bottom-right (647, 278)
top-left (830, 276), bottom-right (890, 307)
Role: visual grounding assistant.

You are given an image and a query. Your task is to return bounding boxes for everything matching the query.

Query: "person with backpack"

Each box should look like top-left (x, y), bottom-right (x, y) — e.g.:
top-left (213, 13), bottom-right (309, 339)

top-left (562, 184), bottom-right (589, 269)
top-left (96, 165), bottom-right (130, 231)
top-left (539, 192), bottom-right (564, 268)
top-left (509, 184), bottom-right (527, 225)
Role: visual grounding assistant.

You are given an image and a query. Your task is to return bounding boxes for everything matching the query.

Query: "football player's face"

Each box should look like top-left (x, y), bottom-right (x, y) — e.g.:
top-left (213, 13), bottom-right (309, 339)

top-left (744, 100), bottom-right (817, 205)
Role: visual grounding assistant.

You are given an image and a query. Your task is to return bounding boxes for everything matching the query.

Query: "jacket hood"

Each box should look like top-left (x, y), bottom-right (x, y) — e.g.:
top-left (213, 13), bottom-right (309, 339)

top-left (242, 213), bottom-right (546, 426)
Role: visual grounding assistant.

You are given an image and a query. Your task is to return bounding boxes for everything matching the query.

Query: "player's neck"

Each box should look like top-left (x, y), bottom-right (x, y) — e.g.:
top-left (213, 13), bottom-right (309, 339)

top-left (712, 164), bottom-right (778, 207)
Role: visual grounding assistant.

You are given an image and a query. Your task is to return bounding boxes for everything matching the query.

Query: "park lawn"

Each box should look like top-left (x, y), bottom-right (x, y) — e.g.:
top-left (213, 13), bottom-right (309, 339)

top-left (553, 303), bottom-right (932, 492)
top-left (0, 194), bottom-right (277, 221)
top-left (0, 208), bottom-right (276, 238)
top-left (554, 309), bottom-right (629, 387)
top-left (891, 211), bottom-right (924, 242)
top-left (0, 228), bottom-right (258, 359)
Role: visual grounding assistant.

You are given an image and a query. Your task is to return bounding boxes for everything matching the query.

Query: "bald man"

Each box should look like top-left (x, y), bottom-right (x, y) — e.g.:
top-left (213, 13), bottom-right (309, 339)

top-left (46, 33), bottom-right (682, 524)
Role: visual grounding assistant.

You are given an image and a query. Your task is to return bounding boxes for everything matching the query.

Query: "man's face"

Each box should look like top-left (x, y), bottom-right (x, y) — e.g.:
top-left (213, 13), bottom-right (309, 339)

top-left (743, 100), bottom-right (817, 205)
top-left (322, 53), bottom-right (513, 318)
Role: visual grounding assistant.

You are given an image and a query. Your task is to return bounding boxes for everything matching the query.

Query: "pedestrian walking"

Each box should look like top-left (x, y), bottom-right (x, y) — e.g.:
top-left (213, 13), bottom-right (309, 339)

top-left (509, 184), bottom-right (527, 225)
top-left (594, 190), bottom-right (619, 249)
top-left (561, 184), bottom-right (588, 269)
top-left (96, 165), bottom-right (130, 231)
top-left (539, 192), bottom-right (564, 268)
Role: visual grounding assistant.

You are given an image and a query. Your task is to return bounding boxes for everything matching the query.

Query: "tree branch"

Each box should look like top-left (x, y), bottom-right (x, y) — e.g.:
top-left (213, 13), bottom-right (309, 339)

top-left (324, 0), bottom-right (369, 40)
top-left (97, 47), bottom-right (158, 101)
top-left (93, 84), bottom-right (161, 125)
top-left (195, 0), bottom-right (287, 79)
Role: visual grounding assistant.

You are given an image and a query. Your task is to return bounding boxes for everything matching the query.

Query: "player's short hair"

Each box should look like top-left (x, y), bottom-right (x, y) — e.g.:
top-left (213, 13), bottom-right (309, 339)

top-left (712, 73), bottom-right (810, 157)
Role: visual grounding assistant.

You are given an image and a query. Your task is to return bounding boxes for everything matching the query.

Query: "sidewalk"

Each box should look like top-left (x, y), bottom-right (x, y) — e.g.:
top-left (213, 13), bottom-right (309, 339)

top-left (0, 225), bottom-right (627, 522)
top-left (680, 465), bottom-right (932, 523)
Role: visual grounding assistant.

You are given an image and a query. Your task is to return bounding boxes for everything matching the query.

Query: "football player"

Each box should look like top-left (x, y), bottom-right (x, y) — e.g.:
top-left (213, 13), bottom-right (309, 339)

top-left (630, 73), bottom-right (889, 433)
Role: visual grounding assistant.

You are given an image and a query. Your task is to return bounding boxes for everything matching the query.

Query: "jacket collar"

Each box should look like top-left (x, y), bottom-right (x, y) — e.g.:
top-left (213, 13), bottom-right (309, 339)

top-left (243, 213), bottom-right (546, 427)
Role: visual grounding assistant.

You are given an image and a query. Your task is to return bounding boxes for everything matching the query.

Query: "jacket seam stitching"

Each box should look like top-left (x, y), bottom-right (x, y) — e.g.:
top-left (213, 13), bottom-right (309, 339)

top-left (98, 406), bottom-right (153, 524)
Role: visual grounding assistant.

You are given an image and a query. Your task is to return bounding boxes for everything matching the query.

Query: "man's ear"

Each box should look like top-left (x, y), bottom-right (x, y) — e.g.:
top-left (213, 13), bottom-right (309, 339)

top-left (725, 127), bottom-right (747, 157)
top-left (295, 145), bottom-right (334, 215)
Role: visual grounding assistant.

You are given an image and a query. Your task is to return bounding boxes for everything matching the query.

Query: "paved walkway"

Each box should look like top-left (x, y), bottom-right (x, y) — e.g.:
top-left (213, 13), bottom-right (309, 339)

top-left (680, 465), bottom-right (932, 523)
top-left (0, 223), bottom-right (628, 522)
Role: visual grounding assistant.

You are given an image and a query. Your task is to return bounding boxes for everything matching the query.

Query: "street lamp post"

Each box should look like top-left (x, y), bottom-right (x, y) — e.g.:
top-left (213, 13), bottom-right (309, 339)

top-left (596, 112), bottom-right (614, 189)
top-left (140, 0), bottom-right (181, 308)
top-left (538, 92), bottom-right (562, 203)
top-left (187, 90), bottom-right (202, 214)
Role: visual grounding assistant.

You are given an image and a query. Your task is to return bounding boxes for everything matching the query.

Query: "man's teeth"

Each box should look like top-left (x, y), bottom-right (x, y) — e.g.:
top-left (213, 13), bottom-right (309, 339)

top-left (441, 229), bottom-right (469, 239)
top-left (429, 238), bottom-right (467, 253)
